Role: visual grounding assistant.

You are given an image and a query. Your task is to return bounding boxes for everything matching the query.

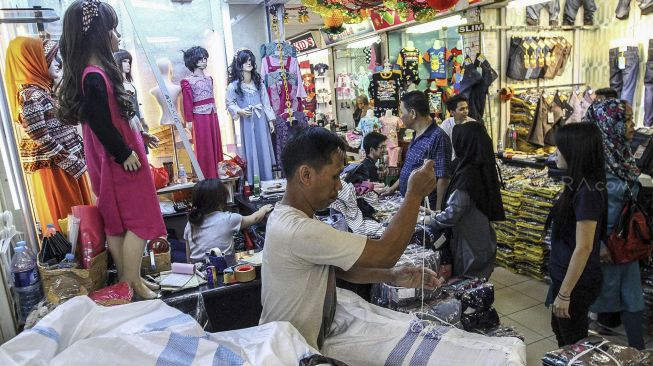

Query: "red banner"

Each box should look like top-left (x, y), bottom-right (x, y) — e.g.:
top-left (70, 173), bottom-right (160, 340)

top-left (370, 9), bottom-right (415, 31)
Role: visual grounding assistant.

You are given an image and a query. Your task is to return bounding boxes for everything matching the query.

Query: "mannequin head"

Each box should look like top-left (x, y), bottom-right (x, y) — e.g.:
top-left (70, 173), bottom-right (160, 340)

top-left (227, 49), bottom-right (262, 95)
top-left (44, 40), bottom-right (62, 84)
top-left (155, 57), bottom-right (172, 79)
top-left (113, 49), bottom-right (133, 82)
top-left (182, 46), bottom-right (209, 72)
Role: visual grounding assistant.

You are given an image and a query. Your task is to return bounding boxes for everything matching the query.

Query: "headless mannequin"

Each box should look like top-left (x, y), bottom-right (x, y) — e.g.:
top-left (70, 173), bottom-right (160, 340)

top-left (149, 58), bottom-right (182, 126)
top-left (455, 39), bottom-right (463, 51)
top-left (433, 40), bottom-right (443, 49)
top-left (406, 83), bottom-right (418, 92)
top-left (383, 59), bottom-right (392, 71)
top-left (366, 109), bottom-right (375, 118)
top-left (385, 109), bottom-right (393, 118)
top-left (406, 40), bottom-right (416, 50)
top-left (429, 81), bottom-right (437, 90)
top-left (86, 54), bottom-right (159, 299)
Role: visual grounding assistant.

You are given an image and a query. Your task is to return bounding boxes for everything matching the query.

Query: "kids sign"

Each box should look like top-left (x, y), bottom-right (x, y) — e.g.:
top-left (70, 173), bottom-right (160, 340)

top-left (288, 32), bottom-right (319, 54)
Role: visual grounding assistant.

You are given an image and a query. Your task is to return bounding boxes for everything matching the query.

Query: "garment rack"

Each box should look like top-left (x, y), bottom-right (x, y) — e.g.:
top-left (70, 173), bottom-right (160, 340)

top-left (503, 82), bottom-right (587, 93)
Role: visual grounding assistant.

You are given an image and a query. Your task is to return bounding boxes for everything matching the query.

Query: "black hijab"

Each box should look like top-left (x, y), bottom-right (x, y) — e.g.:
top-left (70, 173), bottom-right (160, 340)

top-left (442, 122), bottom-right (505, 221)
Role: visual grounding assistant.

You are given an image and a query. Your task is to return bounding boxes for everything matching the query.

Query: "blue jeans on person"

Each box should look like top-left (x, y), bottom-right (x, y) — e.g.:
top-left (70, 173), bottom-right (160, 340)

top-left (644, 40), bottom-right (653, 126)
top-left (609, 46), bottom-right (640, 106)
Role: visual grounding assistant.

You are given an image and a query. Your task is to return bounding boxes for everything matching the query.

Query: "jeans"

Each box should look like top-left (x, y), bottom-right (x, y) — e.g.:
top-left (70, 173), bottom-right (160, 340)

top-left (507, 37), bottom-right (527, 80)
top-left (616, 0), bottom-right (653, 19)
top-left (526, 0), bottom-right (560, 26)
top-left (563, 0), bottom-right (597, 25)
top-left (645, 40), bottom-right (653, 126)
top-left (609, 46), bottom-right (640, 106)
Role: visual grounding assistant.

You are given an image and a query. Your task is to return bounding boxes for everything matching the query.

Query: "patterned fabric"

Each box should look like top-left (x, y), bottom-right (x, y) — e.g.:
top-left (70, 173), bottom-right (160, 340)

top-left (18, 86), bottom-right (86, 177)
top-left (180, 75), bottom-right (217, 117)
top-left (260, 41), bottom-right (297, 59)
top-left (261, 56), bottom-right (306, 116)
top-left (81, 0), bottom-right (100, 33)
top-left (586, 99), bottom-right (640, 183)
top-left (42, 40), bottom-right (59, 66)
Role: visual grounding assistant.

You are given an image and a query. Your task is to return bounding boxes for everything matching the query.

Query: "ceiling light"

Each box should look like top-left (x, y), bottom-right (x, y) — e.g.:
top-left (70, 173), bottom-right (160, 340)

top-left (507, 0), bottom-right (551, 8)
top-left (406, 15), bottom-right (467, 34)
top-left (347, 36), bottom-right (380, 49)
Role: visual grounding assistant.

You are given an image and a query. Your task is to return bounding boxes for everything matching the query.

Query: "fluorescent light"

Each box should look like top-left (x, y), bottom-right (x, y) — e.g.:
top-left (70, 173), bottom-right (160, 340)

top-left (145, 36), bottom-right (180, 43)
top-left (347, 36), bottom-right (380, 49)
top-left (406, 15), bottom-right (467, 34)
top-left (507, 0), bottom-right (551, 8)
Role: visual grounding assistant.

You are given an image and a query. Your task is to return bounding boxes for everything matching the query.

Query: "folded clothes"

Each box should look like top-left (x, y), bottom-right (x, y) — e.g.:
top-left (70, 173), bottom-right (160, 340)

top-left (542, 336), bottom-right (652, 366)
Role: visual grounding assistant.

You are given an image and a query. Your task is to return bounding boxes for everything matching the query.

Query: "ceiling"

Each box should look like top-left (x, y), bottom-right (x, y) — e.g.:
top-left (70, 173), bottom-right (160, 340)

top-left (225, 0), bottom-right (324, 38)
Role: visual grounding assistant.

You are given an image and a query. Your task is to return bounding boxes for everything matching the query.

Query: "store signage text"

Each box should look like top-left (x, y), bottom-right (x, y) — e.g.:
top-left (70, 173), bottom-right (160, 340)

top-left (320, 20), bottom-right (375, 46)
top-left (458, 22), bottom-right (484, 34)
top-left (289, 32), bottom-right (319, 54)
top-left (370, 9), bottom-right (415, 31)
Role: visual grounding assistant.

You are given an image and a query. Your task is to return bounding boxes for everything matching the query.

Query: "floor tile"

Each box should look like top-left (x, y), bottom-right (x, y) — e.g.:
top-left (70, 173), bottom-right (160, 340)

top-left (489, 279), bottom-right (506, 290)
top-left (526, 338), bottom-right (558, 366)
top-left (494, 287), bottom-right (541, 316)
top-left (490, 266), bottom-right (531, 287)
top-left (500, 316), bottom-right (547, 345)
top-left (509, 304), bottom-right (555, 338)
top-left (511, 279), bottom-right (550, 303)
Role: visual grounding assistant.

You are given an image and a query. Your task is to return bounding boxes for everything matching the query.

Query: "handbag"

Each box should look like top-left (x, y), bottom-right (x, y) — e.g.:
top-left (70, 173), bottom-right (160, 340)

top-left (606, 189), bottom-right (653, 264)
top-left (150, 164), bottom-right (169, 189)
top-left (71, 205), bottom-right (106, 268)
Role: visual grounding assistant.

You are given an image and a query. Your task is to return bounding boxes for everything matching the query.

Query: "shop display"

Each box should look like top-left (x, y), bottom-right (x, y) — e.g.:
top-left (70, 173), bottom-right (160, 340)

top-left (226, 49), bottom-right (276, 186)
top-left (507, 36), bottom-right (572, 81)
top-left (447, 46), bottom-right (464, 94)
top-left (566, 86), bottom-right (595, 123)
top-left (542, 336), bottom-right (653, 365)
top-left (423, 41), bottom-right (447, 81)
top-left (617, 0), bottom-right (653, 19)
top-left (369, 69), bottom-right (401, 117)
top-left (336, 72), bottom-right (355, 106)
top-left (380, 113), bottom-right (403, 169)
top-left (526, 0), bottom-right (560, 26)
top-left (562, 0), bottom-right (597, 26)
top-left (397, 43), bottom-right (422, 88)
top-left (609, 43), bottom-right (639, 105)
top-left (646, 40), bottom-right (653, 127)
top-left (181, 46), bottom-right (223, 179)
top-left (424, 82), bottom-right (445, 120)
top-left (149, 58), bottom-right (182, 126)
top-left (459, 54), bottom-right (497, 121)
top-left (354, 66), bottom-right (372, 98)
top-left (4, 37), bottom-right (92, 232)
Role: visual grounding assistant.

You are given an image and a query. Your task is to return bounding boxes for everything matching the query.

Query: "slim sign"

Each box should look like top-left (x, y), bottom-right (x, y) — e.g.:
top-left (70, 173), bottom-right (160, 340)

top-left (289, 32), bottom-right (319, 54)
top-left (458, 22), bottom-right (484, 34)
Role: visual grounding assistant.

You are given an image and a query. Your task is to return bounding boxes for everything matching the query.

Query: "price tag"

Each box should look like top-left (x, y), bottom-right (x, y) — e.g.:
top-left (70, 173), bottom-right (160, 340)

top-left (634, 145), bottom-right (646, 159)
top-left (619, 46), bottom-right (628, 52)
top-left (398, 288), bottom-right (416, 299)
top-left (548, 112), bottom-right (555, 124)
top-left (618, 55), bottom-right (626, 70)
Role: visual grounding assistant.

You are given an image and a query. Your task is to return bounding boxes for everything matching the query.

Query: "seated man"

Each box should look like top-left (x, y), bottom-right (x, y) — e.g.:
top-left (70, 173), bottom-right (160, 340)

top-left (356, 131), bottom-right (387, 183)
top-left (260, 127), bottom-right (441, 350)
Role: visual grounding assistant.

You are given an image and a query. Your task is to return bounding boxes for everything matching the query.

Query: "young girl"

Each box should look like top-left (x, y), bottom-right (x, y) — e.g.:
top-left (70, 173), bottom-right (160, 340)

top-left (547, 123), bottom-right (607, 346)
top-left (58, 0), bottom-right (163, 299)
top-left (184, 179), bottom-right (272, 262)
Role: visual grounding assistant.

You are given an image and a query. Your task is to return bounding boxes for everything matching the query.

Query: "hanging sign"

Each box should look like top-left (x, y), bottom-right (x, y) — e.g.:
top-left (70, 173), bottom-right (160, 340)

top-left (288, 32), bottom-right (320, 54)
top-left (370, 9), bottom-right (415, 31)
top-left (458, 22), bottom-right (484, 33)
top-left (320, 20), bottom-right (375, 46)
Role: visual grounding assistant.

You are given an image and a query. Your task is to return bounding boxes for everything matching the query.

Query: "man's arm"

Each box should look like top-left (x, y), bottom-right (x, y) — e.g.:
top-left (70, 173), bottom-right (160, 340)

top-left (353, 161), bottom-right (436, 269)
top-left (336, 266), bottom-right (442, 289)
top-left (435, 177), bottom-right (450, 211)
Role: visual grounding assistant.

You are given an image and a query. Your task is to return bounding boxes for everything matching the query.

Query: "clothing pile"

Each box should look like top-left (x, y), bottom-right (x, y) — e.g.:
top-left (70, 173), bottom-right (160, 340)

top-left (494, 165), bottom-right (562, 280)
top-left (329, 180), bottom-right (385, 237)
top-left (541, 336), bottom-right (653, 365)
top-left (507, 36), bottom-right (572, 81)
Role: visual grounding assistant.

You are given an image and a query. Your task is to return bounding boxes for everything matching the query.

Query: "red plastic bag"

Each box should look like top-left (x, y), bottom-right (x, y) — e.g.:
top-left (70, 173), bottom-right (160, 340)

top-left (89, 282), bottom-right (133, 306)
top-left (72, 205), bottom-right (105, 268)
top-left (150, 164), bottom-right (169, 189)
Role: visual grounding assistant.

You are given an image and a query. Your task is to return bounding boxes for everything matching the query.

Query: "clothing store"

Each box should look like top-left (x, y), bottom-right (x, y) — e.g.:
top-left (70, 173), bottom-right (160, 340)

top-left (2, 0), bottom-right (653, 365)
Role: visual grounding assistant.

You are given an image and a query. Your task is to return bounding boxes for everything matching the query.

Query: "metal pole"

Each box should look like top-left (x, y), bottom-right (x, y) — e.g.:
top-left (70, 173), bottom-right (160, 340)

top-left (122, 0), bottom-right (204, 180)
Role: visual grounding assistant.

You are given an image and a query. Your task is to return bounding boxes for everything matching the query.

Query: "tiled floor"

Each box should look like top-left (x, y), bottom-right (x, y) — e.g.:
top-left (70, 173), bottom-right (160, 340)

top-left (489, 266), bottom-right (653, 365)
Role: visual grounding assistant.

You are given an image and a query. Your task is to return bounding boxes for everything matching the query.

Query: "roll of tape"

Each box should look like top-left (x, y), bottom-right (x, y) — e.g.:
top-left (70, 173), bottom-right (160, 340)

top-left (171, 262), bottom-right (195, 275)
top-left (234, 265), bottom-right (256, 282)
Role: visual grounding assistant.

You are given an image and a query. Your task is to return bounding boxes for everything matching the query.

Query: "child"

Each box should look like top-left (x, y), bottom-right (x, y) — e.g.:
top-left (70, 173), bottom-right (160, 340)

top-left (58, 0), bottom-right (163, 299)
top-left (184, 179), bottom-right (272, 262)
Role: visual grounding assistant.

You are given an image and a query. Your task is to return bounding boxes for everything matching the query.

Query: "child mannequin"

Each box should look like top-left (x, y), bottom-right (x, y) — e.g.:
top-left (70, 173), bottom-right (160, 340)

top-left (58, 0), bottom-right (164, 299)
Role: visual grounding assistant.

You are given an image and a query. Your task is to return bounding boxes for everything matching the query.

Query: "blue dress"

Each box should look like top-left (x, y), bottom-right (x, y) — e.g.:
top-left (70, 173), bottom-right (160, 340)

top-left (226, 81), bottom-right (276, 186)
top-left (590, 173), bottom-right (645, 313)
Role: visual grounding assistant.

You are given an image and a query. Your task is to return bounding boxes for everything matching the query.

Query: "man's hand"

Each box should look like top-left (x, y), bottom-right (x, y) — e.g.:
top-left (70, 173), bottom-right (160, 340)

top-left (379, 185), bottom-right (397, 197)
top-left (391, 266), bottom-right (443, 290)
top-left (406, 160), bottom-right (437, 199)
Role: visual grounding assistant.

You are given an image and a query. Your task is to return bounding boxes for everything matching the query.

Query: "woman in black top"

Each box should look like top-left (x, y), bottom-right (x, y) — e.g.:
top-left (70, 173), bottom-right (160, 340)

top-left (353, 95), bottom-right (369, 128)
top-left (547, 123), bottom-right (607, 346)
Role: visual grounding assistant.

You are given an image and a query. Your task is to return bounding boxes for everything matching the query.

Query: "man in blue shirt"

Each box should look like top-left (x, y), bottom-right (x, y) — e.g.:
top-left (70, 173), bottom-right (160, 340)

top-left (382, 91), bottom-right (452, 210)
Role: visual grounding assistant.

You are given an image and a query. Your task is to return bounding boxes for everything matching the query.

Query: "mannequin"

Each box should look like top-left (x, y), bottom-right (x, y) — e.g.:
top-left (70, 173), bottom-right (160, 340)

top-left (406, 83), bottom-right (418, 92)
top-left (5, 37), bottom-right (92, 232)
top-left (114, 50), bottom-right (148, 135)
top-left (406, 40), bottom-right (416, 50)
top-left (398, 42), bottom-right (421, 87)
top-left (150, 58), bottom-right (182, 126)
top-left (385, 109), bottom-right (393, 118)
top-left (226, 49), bottom-right (276, 186)
top-left (456, 39), bottom-right (464, 50)
top-left (433, 40), bottom-right (443, 49)
top-left (181, 46), bottom-right (223, 179)
top-left (380, 110), bottom-right (404, 169)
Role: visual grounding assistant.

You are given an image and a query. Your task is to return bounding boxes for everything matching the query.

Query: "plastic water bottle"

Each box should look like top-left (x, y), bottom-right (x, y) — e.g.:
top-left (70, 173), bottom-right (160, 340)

top-left (15, 241), bottom-right (35, 261)
top-left (11, 246), bottom-right (43, 322)
top-left (59, 253), bottom-right (78, 269)
top-left (45, 223), bottom-right (56, 237)
top-left (253, 174), bottom-right (261, 196)
top-left (81, 232), bottom-right (93, 269)
top-left (178, 164), bottom-right (188, 184)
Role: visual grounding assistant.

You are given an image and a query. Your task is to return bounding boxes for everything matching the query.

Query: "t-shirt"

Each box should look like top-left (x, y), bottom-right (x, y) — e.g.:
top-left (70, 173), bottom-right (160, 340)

top-left (397, 47), bottom-right (422, 85)
top-left (424, 87), bottom-right (444, 119)
top-left (549, 185), bottom-right (604, 286)
top-left (368, 71), bottom-right (401, 117)
top-left (314, 63), bottom-right (329, 76)
top-left (183, 211), bottom-right (242, 261)
top-left (359, 157), bottom-right (380, 182)
top-left (260, 203), bottom-right (367, 349)
top-left (423, 47), bottom-right (447, 79)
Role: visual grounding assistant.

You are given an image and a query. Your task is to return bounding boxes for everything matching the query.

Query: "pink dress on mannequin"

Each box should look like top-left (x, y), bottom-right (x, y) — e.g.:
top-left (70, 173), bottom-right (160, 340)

top-left (181, 74), bottom-right (223, 179)
top-left (81, 66), bottom-right (165, 240)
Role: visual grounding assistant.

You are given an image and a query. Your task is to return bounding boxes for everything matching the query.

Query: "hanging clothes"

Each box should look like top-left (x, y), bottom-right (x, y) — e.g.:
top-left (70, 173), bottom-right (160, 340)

top-left (397, 47), bottom-right (422, 86)
top-left (459, 55), bottom-right (498, 121)
top-left (424, 86), bottom-right (444, 120)
top-left (423, 46), bottom-right (447, 80)
top-left (368, 71), bottom-right (401, 117)
top-left (447, 48), bottom-right (464, 94)
top-left (181, 74), bottom-right (223, 179)
top-left (380, 115), bottom-right (403, 168)
top-left (358, 115), bottom-right (380, 138)
top-left (336, 73), bottom-right (355, 100)
top-left (261, 56), bottom-right (306, 116)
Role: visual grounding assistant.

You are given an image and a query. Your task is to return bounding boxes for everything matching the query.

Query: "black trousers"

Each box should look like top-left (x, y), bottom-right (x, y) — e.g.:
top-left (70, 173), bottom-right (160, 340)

top-left (550, 281), bottom-right (601, 347)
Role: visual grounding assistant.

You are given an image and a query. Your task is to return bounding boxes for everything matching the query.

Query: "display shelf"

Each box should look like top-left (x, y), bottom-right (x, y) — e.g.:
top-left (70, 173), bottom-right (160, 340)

top-left (157, 182), bottom-right (195, 194)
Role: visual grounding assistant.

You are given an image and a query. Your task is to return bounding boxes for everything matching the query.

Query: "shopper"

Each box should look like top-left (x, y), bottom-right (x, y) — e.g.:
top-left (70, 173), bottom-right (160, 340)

top-left (357, 132), bottom-right (387, 183)
top-left (546, 122), bottom-right (606, 347)
top-left (594, 87), bottom-right (619, 102)
top-left (381, 91), bottom-right (452, 210)
top-left (588, 100), bottom-right (646, 350)
top-left (353, 95), bottom-right (370, 128)
top-left (441, 95), bottom-right (476, 161)
top-left (57, 0), bottom-right (164, 299)
top-left (260, 126), bottom-right (441, 349)
top-left (184, 179), bottom-right (272, 262)
top-left (430, 122), bottom-right (504, 279)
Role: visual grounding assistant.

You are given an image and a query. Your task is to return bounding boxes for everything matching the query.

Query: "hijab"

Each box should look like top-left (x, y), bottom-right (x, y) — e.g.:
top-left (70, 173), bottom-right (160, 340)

top-left (4, 37), bottom-right (55, 122)
top-left (442, 122), bottom-right (505, 221)
top-left (586, 99), bottom-right (640, 184)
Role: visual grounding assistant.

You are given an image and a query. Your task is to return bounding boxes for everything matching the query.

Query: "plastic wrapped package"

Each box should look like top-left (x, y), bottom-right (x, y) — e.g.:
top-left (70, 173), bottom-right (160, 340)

top-left (88, 282), bottom-right (133, 306)
top-left (24, 299), bottom-right (57, 329)
top-left (541, 336), bottom-right (651, 366)
top-left (48, 276), bottom-right (86, 304)
top-left (461, 307), bottom-right (500, 331)
top-left (483, 326), bottom-right (525, 342)
top-left (459, 282), bottom-right (495, 311)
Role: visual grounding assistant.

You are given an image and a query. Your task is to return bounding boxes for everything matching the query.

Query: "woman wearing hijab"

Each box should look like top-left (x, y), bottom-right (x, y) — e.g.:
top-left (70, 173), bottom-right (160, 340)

top-left (4, 37), bottom-right (91, 232)
top-left (429, 122), bottom-right (504, 279)
top-left (587, 100), bottom-right (645, 350)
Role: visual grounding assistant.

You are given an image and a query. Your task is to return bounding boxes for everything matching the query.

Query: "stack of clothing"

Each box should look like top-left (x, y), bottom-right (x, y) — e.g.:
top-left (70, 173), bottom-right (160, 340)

top-left (542, 336), bottom-right (653, 365)
top-left (642, 261), bottom-right (653, 336)
top-left (509, 94), bottom-right (539, 154)
top-left (496, 164), bottom-right (562, 280)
